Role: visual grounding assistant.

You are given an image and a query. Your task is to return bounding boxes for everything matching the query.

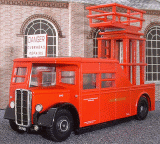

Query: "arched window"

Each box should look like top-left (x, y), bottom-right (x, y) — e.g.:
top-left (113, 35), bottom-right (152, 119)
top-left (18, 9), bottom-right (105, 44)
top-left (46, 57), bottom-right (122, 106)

top-left (93, 29), bottom-right (101, 58)
top-left (146, 26), bottom-right (160, 82)
top-left (24, 19), bottom-right (58, 57)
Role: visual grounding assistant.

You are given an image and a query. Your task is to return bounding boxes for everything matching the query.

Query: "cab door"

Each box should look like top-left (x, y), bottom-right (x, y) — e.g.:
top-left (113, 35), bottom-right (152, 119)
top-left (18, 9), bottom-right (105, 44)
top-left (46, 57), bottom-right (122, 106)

top-left (80, 73), bottom-right (100, 127)
top-left (10, 62), bottom-right (32, 93)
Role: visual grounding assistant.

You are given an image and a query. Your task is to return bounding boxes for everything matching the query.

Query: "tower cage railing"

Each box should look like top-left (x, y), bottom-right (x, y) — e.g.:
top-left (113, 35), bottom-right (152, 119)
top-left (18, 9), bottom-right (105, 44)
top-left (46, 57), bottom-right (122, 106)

top-left (86, 3), bottom-right (146, 32)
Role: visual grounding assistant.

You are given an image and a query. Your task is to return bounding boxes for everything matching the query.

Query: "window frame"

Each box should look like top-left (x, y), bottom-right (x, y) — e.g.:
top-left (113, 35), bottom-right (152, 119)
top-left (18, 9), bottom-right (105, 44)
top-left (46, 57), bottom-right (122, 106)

top-left (29, 65), bottom-right (56, 87)
top-left (12, 67), bottom-right (27, 84)
top-left (24, 18), bottom-right (58, 58)
top-left (93, 29), bottom-right (102, 58)
top-left (100, 73), bottom-right (116, 89)
top-left (146, 26), bottom-right (160, 83)
top-left (82, 73), bottom-right (98, 90)
top-left (60, 71), bottom-right (76, 85)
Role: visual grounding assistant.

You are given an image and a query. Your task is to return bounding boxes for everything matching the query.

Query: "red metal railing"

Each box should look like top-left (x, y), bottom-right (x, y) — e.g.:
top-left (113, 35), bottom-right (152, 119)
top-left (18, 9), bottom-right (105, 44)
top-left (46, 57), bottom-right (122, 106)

top-left (86, 3), bottom-right (146, 31)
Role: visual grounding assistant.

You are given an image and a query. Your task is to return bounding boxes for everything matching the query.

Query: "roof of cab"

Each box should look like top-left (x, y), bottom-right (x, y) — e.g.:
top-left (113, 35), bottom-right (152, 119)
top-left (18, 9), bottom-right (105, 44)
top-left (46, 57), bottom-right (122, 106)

top-left (13, 57), bottom-right (119, 64)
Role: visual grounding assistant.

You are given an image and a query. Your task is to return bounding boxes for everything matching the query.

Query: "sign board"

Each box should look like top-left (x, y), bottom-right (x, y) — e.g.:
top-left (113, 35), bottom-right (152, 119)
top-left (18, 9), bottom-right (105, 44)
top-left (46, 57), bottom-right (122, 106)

top-left (27, 34), bottom-right (47, 57)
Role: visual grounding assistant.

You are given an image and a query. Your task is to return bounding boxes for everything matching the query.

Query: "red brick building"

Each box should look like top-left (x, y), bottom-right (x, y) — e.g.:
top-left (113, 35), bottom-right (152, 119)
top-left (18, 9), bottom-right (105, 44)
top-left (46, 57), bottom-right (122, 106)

top-left (0, 0), bottom-right (160, 109)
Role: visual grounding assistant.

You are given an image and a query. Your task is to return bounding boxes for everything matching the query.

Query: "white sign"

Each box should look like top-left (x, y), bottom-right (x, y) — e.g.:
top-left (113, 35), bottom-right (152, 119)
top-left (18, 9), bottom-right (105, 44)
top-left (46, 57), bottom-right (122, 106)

top-left (27, 34), bottom-right (47, 57)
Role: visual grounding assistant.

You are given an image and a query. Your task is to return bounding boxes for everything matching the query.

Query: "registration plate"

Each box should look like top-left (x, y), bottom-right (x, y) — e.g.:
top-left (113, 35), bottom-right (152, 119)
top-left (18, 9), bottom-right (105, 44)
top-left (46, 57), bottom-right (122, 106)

top-left (18, 126), bottom-right (26, 131)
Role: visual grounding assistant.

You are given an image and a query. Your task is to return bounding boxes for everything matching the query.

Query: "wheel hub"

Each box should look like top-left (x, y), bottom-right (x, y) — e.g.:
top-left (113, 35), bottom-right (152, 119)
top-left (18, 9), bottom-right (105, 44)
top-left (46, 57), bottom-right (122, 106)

top-left (140, 106), bottom-right (144, 112)
top-left (58, 119), bottom-right (69, 132)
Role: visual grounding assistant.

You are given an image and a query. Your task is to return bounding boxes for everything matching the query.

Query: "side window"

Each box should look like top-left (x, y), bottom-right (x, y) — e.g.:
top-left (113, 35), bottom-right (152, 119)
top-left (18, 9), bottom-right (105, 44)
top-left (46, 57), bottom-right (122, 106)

top-left (61, 71), bottom-right (75, 85)
top-left (101, 73), bottom-right (115, 88)
top-left (83, 74), bottom-right (97, 90)
top-left (13, 67), bottom-right (27, 83)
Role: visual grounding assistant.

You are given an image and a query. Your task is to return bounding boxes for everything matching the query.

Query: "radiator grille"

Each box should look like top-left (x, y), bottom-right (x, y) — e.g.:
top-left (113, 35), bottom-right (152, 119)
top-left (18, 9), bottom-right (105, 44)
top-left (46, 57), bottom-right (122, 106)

top-left (15, 89), bottom-right (32, 127)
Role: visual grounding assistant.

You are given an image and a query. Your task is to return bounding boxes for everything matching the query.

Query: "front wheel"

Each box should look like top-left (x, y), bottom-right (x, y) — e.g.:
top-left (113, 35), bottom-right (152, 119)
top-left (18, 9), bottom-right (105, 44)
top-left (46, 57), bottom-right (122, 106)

top-left (46, 109), bottom-right (73, 142)
top-left (136, 97), bottom-right (148, 120)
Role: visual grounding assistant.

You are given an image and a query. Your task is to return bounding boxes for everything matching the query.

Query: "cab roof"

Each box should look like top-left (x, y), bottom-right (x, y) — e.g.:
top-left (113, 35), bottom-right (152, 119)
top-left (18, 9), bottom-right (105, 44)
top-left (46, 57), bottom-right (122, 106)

top-left (14, 57), bottom-right (119, 64)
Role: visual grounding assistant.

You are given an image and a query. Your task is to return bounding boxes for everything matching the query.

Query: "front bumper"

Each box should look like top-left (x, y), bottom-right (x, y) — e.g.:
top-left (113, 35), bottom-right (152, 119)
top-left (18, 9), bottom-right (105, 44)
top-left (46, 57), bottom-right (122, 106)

top-left (4, 105), bottom-right (57, 128)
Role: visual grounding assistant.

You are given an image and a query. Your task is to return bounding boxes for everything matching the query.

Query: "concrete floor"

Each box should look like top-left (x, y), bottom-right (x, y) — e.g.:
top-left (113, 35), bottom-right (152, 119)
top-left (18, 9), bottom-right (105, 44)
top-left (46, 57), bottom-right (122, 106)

top-left (0, 102), bottom-right (160, 144)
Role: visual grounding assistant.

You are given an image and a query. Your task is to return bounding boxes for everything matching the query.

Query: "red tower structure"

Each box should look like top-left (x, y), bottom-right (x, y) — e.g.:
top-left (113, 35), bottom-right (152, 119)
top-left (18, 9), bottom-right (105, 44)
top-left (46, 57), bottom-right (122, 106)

top-left (86, 3), bottom-right (146, 85)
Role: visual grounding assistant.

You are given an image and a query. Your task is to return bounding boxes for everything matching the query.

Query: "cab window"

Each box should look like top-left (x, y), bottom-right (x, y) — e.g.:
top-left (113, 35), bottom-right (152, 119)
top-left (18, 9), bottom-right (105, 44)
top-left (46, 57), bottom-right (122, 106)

top-left (101, 73), bottom-right (115, 88)
top-left (61, 71), bottom-right (75, 85)
top-left (30, 65), bottom-right (56, 87)
top-left (83, 74), bottom-right (97, 90)
top-left (13, 67), bottom-right (27, 83)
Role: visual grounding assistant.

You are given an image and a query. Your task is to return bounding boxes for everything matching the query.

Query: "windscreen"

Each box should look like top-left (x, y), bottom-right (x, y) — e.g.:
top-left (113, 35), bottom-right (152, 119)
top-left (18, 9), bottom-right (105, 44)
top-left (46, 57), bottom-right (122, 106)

top-left (30, 65), bottom-right (56, 87)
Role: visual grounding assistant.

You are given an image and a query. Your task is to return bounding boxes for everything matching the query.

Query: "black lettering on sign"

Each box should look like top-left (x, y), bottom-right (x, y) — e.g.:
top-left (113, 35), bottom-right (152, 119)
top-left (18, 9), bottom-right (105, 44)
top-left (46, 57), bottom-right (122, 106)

top-left (28, 36), bottom-right (46, 43)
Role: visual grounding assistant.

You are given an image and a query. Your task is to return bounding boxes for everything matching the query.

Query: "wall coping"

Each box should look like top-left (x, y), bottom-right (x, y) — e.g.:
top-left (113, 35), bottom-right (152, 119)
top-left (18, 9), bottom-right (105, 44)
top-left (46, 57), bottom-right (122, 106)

top-left (0, 0), bottom-right (69, 9)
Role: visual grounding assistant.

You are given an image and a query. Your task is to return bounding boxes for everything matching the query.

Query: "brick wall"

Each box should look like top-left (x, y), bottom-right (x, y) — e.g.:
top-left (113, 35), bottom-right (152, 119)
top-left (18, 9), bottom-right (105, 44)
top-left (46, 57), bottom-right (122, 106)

top-left (0, 4), bottom-right (69, 109)
top-left (1, 2), bottom-right (160, 109)
top-left (69, 2), bottom-right (85, 57)
top-left (0, 5), bottom-right (23, 109)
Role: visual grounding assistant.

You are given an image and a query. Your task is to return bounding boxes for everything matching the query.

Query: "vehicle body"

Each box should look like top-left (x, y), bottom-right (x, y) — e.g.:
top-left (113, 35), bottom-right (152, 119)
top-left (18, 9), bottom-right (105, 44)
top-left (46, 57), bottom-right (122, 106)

top-left (4, 57), bottom-right (155, 141)
top-left (4, 3), bottom-right (155, 142)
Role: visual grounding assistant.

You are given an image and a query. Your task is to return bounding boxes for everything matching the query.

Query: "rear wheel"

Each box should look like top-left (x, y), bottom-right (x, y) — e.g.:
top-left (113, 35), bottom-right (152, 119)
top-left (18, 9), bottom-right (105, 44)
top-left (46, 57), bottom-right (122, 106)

top-left (9, 120), bottom-right (24, 133)
top-left (136, 97), bottom-right (148, 120)
top-left (46, 109), bottom-right (73, 142)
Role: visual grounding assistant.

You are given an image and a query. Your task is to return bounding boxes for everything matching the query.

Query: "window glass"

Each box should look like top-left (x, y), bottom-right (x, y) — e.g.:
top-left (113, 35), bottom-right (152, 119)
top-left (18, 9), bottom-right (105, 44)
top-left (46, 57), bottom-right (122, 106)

top-left (42, 72), bottom-right (56, 87)
top-left (83, 74), bottom-right (97, 89)
top-left (13, 67), bottom-right (27, 83)
top-left (30, 66), bottom-right (56, 87)
top-left (15, 67), bottom-right (27, 76)
top-left (101, 73), bottom-right (115, 88)
top-left (15, 77), bottom-right (25, 83)
top-left (61, 71), bottom-right (75, 85)
top-left (93, 29), bottom-right (102, 58)
top-left (101, 73), bottom-right (115, 79)
top-left (24, 19), bottom-right (58, 58)
top-left (101, 81), bottom-right (115, 88)
top-left (146, 26), bottom-right (160, 81)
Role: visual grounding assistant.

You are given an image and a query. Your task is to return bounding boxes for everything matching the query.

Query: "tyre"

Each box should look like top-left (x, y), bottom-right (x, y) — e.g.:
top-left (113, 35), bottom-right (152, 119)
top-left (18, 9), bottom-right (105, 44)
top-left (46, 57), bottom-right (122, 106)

top-left (136, 97), bottom-right (148, 120)
top-left (9, 120), bottom-right (25, 133)
top-left (46, 109), bottom-right (73, 142)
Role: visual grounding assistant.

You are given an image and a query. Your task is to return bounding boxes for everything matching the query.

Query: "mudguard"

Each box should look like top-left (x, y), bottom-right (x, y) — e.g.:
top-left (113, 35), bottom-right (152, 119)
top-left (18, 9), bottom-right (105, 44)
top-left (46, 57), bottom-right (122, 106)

top-left (4, 105), bottom-right (15, 120)
top-left (37, 108), bottom-right (57, 127)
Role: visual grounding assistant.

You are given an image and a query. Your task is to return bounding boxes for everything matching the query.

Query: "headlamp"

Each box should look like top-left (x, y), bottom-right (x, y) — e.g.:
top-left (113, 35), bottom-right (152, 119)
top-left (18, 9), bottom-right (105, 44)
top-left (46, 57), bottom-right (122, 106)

top-left (35, 104), bottom-right (43, 112)
top-left (10, 101), bottom-right (15, 109)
